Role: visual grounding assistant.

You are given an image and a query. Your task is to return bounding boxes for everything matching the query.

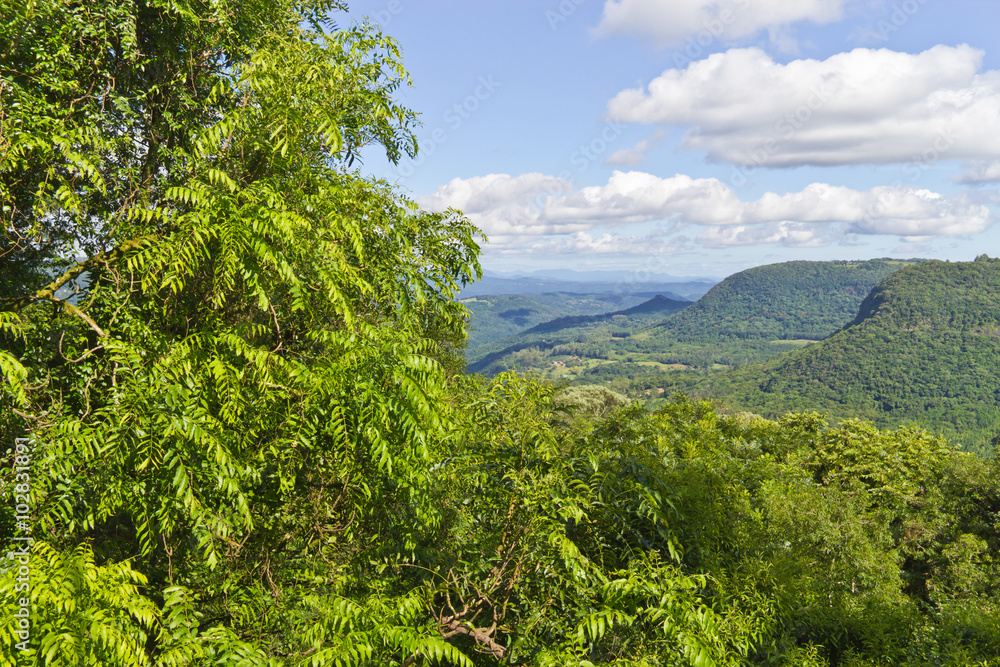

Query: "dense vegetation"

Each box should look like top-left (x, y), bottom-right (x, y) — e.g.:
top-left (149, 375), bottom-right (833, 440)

top-left (467, 295), bottom-right (691, 376)
top-left (3, 1), bottom-right (1000, 665)
top-left (462, 292), bottom-right (667, 353)
top-left (634, 257), bottom-right (1000, 455)
top-left (469, 260), bottom-right (915, 378)
top-left (655, 260), bottom-right (921, 342)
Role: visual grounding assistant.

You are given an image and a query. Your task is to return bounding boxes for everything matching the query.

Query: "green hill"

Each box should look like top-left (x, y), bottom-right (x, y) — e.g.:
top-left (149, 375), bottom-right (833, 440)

top-left (656, 256), bottom-right (1000, 454)
top-left (653, 258), bottom-right (923, 342)
top-left (461, 292), bottom-right (682, 354)
top-left (467, 294), bottom-right (691, 376)
top-left (486, 258), bottom-right (921, 382)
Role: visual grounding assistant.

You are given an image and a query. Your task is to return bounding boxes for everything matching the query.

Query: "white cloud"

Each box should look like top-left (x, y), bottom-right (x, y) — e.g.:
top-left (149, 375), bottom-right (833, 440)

top-left (956, 161), bottom-right (1000, 184)
top-left (489, 231), bottom-right (687, 257)
top-left (605, 45), bottom-right (1000, 167)
top-left (697, 222), bottom-right (830, 248)
top-left (846, 187), bottom-right (990, 237)
top-left (418, 173), bottom-right (581, 236)
top-left (419, 171), bottom-right (991, 246)
top-left (594, 0), bottom-right (853, 48)
top-left (604, 132), bottom-right (667, 166)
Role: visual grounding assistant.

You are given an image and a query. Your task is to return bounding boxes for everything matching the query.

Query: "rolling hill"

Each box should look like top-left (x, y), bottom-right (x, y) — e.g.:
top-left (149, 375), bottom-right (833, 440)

top-left (643, 256), bottom-right (1000, 454)
top-left (467, 294), bottom-right (691, 376)
top-left (652, 258), bottom-right (923, 342)
top-left (470, 258), bottom-right (923, 382)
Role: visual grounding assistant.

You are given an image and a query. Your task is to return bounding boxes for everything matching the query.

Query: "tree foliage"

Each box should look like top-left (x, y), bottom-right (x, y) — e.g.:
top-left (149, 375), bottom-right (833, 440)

top-left (655, 259), bottom-right (921, 343)
top-left (2, 2), bottom-right (1000, 666)
top-left (645, 258), bottom-right (1000, 453)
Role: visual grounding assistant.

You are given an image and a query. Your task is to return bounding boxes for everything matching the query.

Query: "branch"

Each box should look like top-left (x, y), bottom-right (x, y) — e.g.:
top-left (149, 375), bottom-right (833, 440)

top-left (55, 299), bottom-right (107, 337)
top-left (439, 617), bottom-right (506, 659)
top-left (2, 234), bottom-right (158, 312)
top-left (58, 332), bottom-right (104, 362)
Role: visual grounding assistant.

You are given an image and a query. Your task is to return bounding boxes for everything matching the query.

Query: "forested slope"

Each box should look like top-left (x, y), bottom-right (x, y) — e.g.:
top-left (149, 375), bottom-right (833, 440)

top-left (659, 256), bottom-right (1000, 454)
top-left (3, 1), bottom-right (1000, 665)
top-left (471, 260), bottom-right (920, 380)
top-left (653, 258), bottom-right (922, 342)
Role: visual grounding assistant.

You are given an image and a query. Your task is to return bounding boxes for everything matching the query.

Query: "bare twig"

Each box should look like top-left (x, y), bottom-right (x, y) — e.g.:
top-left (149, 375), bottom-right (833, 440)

top-left (58, 332), bottom-right (103, 363)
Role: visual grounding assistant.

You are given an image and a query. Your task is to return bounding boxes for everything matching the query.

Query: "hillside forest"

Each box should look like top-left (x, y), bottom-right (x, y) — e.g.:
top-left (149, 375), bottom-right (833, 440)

top-left (471, 259), bottom-right (919, 381)
top-left (632, 257), bottom-right (1000, 456)
top-left (2, 2), bottom-right (1000, 666)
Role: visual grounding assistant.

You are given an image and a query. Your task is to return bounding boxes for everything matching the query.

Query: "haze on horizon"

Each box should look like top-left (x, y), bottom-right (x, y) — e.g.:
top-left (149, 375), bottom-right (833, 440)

top-left (346, 0), bottom-right (1000, 278)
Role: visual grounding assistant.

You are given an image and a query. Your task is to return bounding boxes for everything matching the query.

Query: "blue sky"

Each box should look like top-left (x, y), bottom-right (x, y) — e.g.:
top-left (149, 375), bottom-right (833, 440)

top-left (345, 0), bottom-right (1000, 279)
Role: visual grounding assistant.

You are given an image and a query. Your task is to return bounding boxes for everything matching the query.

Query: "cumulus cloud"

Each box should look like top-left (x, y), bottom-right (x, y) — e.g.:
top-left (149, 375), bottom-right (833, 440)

top-left (697, 222), bottom-right (830, 248)
top-left (594, 0), bottom-right (853, 48)
top-left (604, 132), bottom-right (667, 167)
top-left (418, 173), bottom-right (580, 236)
top-left (489, 231), bottom-right (687, 257)
top-left (605, 45), bottom-right (1000, 167)
top-left (956, 161), bottom-right (1000, 184)
top-left (419, 171), bottom-right (991, 246)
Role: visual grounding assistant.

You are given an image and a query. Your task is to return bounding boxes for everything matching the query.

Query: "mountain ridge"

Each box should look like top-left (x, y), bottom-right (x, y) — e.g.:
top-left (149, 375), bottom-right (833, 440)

top-left (652, 258), bottom-right (926, 342)
top-left (468, 258), bottom-right (926, 382)
top-left (648, 256), bottom-right (1000, 454)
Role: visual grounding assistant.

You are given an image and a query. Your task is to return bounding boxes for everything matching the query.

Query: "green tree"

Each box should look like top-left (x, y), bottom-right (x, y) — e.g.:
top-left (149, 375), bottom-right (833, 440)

top-left (6, 2), bottom-right (1000, 666)
top-left (2, 0), bottom-right (480, 662)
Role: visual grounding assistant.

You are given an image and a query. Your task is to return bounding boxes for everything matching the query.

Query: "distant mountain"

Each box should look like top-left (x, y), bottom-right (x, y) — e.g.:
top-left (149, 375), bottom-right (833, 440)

top-left (619, 294), bottom-right (691, 316)
top-left (653, 258), bottom-right (924, 342)
top-left (522, 295), bottom-right (690, 336)
top-left (458, 275), bottom-right (714, 301)
top-left (467, 295), bottom-right (691, 376)
top-left (462, 292), bottom-right (668, 352)
top-left (670, 256), bottom-right (1000, 454)
top-left (484, 269), bottom-right (719, 283)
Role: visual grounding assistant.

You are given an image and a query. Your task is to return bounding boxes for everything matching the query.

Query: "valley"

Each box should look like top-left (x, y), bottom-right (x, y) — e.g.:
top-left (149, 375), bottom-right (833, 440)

top-left (467, 258), bottom-right (918, 377)
top-left (9, 2), bottom-right (1000, 662)
top-left (464, 256), bottom-right (1000, 454)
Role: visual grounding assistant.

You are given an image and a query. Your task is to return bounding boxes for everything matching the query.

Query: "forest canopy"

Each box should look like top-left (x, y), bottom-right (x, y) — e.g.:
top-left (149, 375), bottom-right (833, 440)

top-left (2, 2), bottom-right (1000, 666)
